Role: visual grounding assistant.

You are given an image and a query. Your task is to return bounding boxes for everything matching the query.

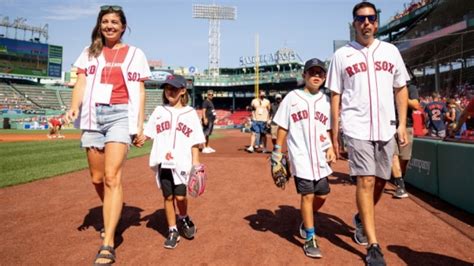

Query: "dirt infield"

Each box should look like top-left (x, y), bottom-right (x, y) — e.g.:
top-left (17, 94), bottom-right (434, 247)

top-left (0, 131), bottom-right (81, 142)
top-left (0, 129), bottom-right (472, 265)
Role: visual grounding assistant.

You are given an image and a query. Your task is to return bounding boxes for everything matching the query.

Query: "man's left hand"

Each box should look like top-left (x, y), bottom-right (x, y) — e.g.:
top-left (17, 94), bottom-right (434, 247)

top-left (397, 126), bottom-right (408, 147)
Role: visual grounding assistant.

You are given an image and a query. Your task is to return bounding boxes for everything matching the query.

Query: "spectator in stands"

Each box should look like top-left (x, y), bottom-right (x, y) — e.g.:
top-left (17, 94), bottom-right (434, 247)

top-left (450, 95), bottom-right (474, 137)
top-left (64, 5), bottom-right (150, 265)
top-left (202, 90), bottom-right (217, 153)
top-left (424, 92), bottom-right (448, 137)
top-left (446, 98), bottom-right (463, 136)
top-left (269, 93), bottom-right (282, 149)
top-left (246, 90), bottom-right (270, 153)
top-left (391, 67), bottom-right (421, 199)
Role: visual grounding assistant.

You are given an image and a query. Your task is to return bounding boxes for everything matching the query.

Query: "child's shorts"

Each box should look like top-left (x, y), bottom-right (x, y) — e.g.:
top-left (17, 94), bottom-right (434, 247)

top-left (294, 176), bottom-right (330, 196)
top-left (81, 104), bottom-right (132, 149)
top-left (160, 168), bottom-right (187, 198)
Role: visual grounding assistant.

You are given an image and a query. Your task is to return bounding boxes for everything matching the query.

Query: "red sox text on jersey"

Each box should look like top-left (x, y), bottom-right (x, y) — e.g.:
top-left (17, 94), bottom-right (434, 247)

top-left (291, 110), bottom-right (329, 125)
top-left (155, 121), bottom-right (193, 137)
top-left (345, 61), bottom-right (395, 77)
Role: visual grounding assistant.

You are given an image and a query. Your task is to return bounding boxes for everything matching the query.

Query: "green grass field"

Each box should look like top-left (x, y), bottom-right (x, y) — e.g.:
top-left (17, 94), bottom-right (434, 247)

top-left (0, 131), bottom-right (225, 188)
top-left (0, 140), bottom-right (152, 188)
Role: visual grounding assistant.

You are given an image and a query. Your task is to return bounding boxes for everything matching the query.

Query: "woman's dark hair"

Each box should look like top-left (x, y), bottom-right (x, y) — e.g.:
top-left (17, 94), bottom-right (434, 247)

top-left (352, 1), bottom-right (377, 18)
top-left (88, 8), bottom-right (127, 58)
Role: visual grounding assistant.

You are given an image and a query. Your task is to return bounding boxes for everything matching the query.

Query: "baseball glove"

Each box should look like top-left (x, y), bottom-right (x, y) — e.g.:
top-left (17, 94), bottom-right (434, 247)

top-left (188, 163), bottom-right (207, 197)
top-left (270, 151), bottom-right (291, 189)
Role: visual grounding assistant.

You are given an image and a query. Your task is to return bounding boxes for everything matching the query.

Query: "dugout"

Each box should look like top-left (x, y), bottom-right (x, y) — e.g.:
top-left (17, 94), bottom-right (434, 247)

top-left (192, 62), bottom-right (304, 110)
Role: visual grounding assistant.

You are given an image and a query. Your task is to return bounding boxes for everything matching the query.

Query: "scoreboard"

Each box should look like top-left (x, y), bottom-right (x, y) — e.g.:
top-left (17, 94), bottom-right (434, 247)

top-left (0, 37), bottom-right (63, 78)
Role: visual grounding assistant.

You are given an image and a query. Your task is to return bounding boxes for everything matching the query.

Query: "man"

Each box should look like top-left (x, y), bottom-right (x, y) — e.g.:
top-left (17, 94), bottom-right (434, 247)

top-left (246, 90), bottom-right (270, 153)
top-left (391, 68), bottom-right (421, 199)
top-left (269, 93), bottom-right (282, 149)
top-left (326, 2), bottom-right (409, 265)
top-left (202, 90), bottom-right (217, 153)
top-left (424, 92), bottom-right (448, 138)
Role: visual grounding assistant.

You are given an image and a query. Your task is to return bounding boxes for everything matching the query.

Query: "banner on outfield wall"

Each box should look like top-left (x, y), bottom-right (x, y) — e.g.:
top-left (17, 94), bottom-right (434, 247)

top-left (405, 138), bottom-right (439, 196)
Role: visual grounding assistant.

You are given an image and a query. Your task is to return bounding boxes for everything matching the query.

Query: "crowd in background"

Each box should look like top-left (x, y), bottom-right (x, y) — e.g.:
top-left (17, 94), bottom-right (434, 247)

top-left (391, 0), bottom-right (431, 21)
top-left (418, 89), bottom-right (474, 139)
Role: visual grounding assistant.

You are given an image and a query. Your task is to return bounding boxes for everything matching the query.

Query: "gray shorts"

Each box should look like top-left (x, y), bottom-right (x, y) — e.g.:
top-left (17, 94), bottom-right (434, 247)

top-left (429, 128), bottom-right (446, 138)
top-left (270, 124), bottom-right (278, 140)
top-left (203, 121), bottom-right (214, 136)
top-left (345, 136), bottom-right (395, 180)
top-left (294, 176), bottom-right (330, 195)
top-left (81, 104), bottom-right (132, 149)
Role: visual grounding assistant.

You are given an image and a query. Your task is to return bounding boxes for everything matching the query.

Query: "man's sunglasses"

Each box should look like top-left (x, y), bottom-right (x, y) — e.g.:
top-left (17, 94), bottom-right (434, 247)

top-left (306, 68), bottom-right (326, 78)
top-left (100, 5), bottom-right (122, 11)
top-left (354, 15), bottom-right (377, 23)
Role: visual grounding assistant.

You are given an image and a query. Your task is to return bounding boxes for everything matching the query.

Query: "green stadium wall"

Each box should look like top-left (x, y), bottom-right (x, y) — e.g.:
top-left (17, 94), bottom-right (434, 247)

top-left (405, 138), bottom-right (474, 214)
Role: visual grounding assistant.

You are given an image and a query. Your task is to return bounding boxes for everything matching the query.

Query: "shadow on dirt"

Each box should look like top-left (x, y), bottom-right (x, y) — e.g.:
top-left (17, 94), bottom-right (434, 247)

top-left (140, 209), bottom-right (168, 238)
top-left (244, 205), bottom-right (365, 259)
top-left (77, 203), bottom-right (143, 247)
top-left (387, 245), bottom-right (472, 266)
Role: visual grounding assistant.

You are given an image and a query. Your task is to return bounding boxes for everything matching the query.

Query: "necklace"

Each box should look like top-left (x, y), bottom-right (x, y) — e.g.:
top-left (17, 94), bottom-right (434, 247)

top-left (104, 46), bottom-right (120, 84)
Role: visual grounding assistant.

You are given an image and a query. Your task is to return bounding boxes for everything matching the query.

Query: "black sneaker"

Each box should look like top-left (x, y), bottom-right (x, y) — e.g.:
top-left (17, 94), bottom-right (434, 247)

top-left (352, 213), bottom-right (368, 245)
top-left (164, 229), bottom-right (180, 249)
top-left (303, 236), bottom-right (322, 258)
top-left (394, 186), bottom-right (409, 198)
top-left (180, 216), bottom-right (196, 239)
top-left (366, 243), bottom-right (386, 266)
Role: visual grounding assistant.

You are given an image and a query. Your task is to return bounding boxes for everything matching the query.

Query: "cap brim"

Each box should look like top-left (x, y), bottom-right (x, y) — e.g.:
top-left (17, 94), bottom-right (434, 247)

top-left (304, 64), bottom-right (327, 73)
top-left (160, 80), bottom-right (183, 89)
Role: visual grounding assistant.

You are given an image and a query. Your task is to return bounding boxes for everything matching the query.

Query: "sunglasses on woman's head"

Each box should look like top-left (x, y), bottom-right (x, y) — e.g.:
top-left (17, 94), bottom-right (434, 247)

top-left (100, 5), bottom-right (122, 11)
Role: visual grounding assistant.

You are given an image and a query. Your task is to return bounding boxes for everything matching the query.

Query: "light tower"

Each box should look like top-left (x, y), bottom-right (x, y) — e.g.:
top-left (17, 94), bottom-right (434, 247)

top-left (193, 4), bottom-right (236, 77)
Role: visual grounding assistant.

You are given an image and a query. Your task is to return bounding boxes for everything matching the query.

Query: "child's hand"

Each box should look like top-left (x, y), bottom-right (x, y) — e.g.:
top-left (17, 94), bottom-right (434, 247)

top-left (132, 134), bottom-right (146, 147)
top-left (326, 147), bottom-right (336, 164)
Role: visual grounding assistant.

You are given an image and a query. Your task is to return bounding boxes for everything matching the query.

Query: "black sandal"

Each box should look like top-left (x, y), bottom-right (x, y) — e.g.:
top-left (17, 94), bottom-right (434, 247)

top-left (93, 245), bottom-right (116, 266)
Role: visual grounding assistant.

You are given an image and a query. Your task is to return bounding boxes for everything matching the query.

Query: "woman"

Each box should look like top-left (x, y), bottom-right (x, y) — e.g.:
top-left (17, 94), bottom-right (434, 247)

top-left (65, 5), bottom-right (150, 265)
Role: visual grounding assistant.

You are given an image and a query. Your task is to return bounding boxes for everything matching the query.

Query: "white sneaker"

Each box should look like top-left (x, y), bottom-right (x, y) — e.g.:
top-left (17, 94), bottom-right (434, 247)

top-left (202, 147), bottom-right (212, 153)
top-left (208, 147), bottom-right (216, 153)
top-left (246, 146), bottom-right (254, 153)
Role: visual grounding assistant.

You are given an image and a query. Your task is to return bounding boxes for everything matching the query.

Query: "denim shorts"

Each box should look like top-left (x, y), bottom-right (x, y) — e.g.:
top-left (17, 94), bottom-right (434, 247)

top-left (251, 120), bottom-right (267, 134)
top-left (81, 104), bottom-right (132, 149)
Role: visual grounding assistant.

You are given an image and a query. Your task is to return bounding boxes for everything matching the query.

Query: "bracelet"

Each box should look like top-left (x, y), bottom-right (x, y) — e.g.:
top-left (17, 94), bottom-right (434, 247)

top-left (274, 144), bottom-right (282, 151)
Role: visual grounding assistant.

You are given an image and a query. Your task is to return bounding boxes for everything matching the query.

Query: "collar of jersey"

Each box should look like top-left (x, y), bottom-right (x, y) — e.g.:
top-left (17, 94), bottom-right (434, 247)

top-left (299, 89), bottom-right (322, 98)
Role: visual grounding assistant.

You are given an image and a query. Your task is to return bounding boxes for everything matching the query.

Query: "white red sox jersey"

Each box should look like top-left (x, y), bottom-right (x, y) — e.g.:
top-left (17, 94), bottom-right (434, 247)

top-left (273, 89), bottom-right (333, 181)
top-left (73, 45), bottom-right (151, 134)
top-left (326, 39), bottom-right (410, 141)
top-left (144, 105), bottom-right (205, 188)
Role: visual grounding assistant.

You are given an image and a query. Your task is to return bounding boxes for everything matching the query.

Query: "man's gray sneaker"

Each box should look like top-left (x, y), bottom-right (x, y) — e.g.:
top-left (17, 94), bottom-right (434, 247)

top-left (180, 216), bottom-right (196, 239)
top-left (366, 243), bottom-right (386, 266)
top-left (303, 236), bottom-right (322, 258)
top-left (164, 229), bottom-right (180, 249)
top-left (394, 186), bottom-right (409, 198)
top-left (298, 221), bottom-right (306, 239)
top-left (353, 213), bottom-right (368, 245)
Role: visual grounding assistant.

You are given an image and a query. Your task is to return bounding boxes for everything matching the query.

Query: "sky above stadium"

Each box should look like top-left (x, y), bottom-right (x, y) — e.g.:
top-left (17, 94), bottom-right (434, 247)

top-left (1, 0), bottom-right (409, 74)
